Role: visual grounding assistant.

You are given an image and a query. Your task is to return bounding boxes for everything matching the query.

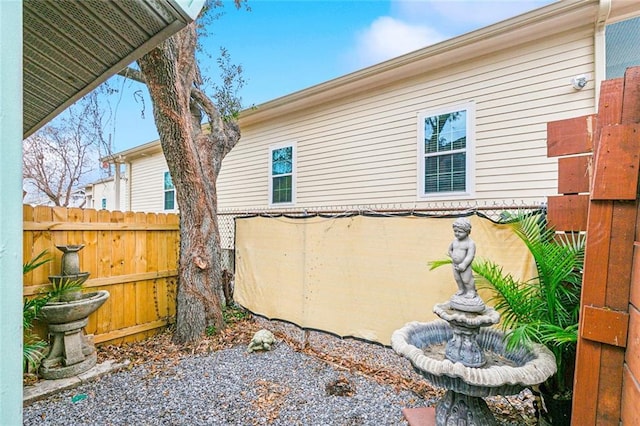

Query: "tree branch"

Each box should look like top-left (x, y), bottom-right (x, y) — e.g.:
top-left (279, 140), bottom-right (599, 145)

top-left (190, 86), bottom-right (221, 123)
top-left (118, 67), bottom-right (146, 85)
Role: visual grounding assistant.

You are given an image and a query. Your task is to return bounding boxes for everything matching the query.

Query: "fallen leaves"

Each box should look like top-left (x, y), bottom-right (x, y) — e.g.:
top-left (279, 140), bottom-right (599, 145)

top-left (325, 376), bottom-right (355, 397)
top-left (251, 379), bottom-right (291, 424)
top-left (97, 317), bottom-right (260, 367)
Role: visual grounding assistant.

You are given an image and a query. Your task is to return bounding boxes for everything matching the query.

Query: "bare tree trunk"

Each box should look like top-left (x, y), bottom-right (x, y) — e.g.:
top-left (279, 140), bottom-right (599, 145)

top-left (137, 22), bottom-right (240, 343)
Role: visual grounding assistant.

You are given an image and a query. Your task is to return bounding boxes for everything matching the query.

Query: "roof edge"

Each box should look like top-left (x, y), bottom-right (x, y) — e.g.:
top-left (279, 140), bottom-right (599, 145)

top-left (102, 138), bottom-right (163, 162)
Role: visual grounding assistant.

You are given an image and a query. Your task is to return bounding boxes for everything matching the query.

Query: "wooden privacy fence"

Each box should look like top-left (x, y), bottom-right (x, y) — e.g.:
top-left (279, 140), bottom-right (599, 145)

top-left (23, 205), bottom-right (179, 345)
top-left (547, 66), bottom-right (640, 425)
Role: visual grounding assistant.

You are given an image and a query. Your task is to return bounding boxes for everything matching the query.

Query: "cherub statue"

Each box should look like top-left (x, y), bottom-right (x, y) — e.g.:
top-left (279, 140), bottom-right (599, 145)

top-left (448, 217), bottom-right (477, 299)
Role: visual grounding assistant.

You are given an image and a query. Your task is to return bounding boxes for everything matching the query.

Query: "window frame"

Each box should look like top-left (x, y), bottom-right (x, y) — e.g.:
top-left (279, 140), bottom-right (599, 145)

top-left (268, 142), bottom-right (296, 207)
top-left (163, 170), bottom-right (176, 211)
top-left (416, 102), bottom-right (475, 200)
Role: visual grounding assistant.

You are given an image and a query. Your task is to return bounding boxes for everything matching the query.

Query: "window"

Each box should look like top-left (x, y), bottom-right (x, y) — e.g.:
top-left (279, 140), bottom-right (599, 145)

top-left (164, 171), bottom-right (175, 210)
top-left (269, 143), bottom-right (295, 205)
top-left (606, 16), bottom-right (640, 79)
top-left (418, 103), bottom-right (474, 198)
top-left (101, 198), bottom-right (107, 210)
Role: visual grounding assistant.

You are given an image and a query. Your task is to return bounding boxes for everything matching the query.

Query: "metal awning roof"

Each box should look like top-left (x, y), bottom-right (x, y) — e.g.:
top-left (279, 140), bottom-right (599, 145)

top-left (23, 0), bottom-right (203, 138)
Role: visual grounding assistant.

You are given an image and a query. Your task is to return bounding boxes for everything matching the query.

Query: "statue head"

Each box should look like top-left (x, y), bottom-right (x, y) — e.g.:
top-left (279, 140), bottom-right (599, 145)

top-left (452, 217), bottom-right (472, 234)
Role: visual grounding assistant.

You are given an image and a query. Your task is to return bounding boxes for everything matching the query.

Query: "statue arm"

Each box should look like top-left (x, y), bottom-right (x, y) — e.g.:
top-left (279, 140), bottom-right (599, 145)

top-left (460, 241), bottom-right (476, 270)
top-left (463, 240), bottom-right (476, 269)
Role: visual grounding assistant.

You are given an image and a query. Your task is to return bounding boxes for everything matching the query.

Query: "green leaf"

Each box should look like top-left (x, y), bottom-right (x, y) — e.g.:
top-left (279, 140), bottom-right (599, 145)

top-left (428, 258), bottom-right (452, 270)
top-left (23, 249), bottom-right (52, 274)
top-left (23, 335), bottom-right (47, 371)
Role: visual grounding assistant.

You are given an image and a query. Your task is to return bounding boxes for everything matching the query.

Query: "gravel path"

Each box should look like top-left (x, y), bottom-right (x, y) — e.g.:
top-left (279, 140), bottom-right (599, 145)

top-left (23, 318), bottom-right (537, 425)
top-left (23, 344), bottom-right (424, 426)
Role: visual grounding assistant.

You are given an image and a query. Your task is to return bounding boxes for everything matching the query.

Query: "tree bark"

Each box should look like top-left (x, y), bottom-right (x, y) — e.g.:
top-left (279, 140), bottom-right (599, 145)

top-left (137, 22), bottom-right (240, 343)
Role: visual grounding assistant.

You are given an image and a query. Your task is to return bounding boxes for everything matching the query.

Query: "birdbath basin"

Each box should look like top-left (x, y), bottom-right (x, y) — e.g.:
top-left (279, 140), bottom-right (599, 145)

top-left (40, 290), bottom-right (109, 324)
top-left (391, 320), bottom-right (556, 398)
top-left (39, 290), bottom-right (110, 379)
top-left (392, 319), bottom-right (556, 425)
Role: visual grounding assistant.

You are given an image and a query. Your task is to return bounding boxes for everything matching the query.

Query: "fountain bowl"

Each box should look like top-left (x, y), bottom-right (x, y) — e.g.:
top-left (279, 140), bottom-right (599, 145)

top-left (40, 290), bottom-right (110, 324)
top-left (48, 272), bottom-right (90, 288)
top-left (391, 320), bottom-right (556, 397)
top-left (56, 244), bottom-right (85, 252)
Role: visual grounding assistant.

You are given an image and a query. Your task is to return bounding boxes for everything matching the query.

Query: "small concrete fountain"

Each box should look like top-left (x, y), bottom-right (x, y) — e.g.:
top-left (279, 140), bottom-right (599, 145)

top-left (39, 245), bottom-right (110, 380)
top-left (391, 218), bottom-right (556, 425)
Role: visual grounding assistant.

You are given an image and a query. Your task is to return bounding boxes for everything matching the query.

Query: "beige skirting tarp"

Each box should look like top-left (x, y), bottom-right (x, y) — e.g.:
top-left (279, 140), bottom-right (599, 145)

top-left (234, 214), bottom-right (535, 346)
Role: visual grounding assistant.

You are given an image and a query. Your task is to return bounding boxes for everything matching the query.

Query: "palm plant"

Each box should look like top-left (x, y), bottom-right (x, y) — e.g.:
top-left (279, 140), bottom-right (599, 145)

top-left (23, 249), bottom-right (51, 275)
top-left (475, 215), bottom-right (584, 395)
top-left (23, 249), bottom-right (52, 372)
top-left (23, 297), bottom-right (49, 372)
top-left (46, 277), bottom-right (85, 302)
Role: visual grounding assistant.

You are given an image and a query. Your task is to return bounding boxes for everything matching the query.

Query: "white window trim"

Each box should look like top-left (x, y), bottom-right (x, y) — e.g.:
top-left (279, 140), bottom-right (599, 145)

top-left (416, 101), bottom-right (475, 200)
top-left (163, 170), bottom-right (177, 212)
top-left (268, 141), bottom-right (297, 207)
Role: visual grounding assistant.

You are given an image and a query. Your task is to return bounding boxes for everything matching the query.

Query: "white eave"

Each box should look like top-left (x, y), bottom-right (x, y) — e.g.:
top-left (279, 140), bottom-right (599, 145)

top-left (101, 138), bottom-right (164, 164)
top-left (23, 0), bottom-right (205, 138)
top-left (238, 0), bottom-right (636, 127)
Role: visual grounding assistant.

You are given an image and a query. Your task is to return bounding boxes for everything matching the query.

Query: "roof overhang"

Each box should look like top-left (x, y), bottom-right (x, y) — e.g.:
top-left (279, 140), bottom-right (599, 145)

top-left (102, 138), bottom-right (164, 163)
top-left (238, 0), bottom-right (639, 127)
top-left (23, 0), bottom-right (204, 138)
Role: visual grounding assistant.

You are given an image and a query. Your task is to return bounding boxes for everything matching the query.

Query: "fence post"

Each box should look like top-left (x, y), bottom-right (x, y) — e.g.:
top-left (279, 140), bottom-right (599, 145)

top-left (571, 67), bottom-right (640, 425)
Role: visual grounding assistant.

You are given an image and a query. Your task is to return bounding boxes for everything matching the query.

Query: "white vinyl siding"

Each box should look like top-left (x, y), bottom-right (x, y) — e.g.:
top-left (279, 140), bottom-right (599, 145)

top-left (85, 178), bottom-right (127, 211)
top-left (218, 27), bottom-right (595, 211)
top-left (129, 152), bottom-right (170, 212)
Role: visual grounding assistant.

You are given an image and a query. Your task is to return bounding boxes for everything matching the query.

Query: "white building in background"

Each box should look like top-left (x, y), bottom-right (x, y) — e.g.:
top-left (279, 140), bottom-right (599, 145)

top-left (100, 140), bottom-right (171, 213)
top-left (84, 175), bottom-right (127, 211)
top-left (22, 171), bottom-right (126, 211)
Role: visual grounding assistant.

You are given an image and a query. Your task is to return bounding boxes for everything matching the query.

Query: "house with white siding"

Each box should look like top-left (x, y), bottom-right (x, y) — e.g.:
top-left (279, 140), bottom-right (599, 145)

top-left (100, 140), bottom-right (174, 213)
top-left (84, 176), bottom-right (127, 211)
top-left (105, 0), bottom-right (640, 216)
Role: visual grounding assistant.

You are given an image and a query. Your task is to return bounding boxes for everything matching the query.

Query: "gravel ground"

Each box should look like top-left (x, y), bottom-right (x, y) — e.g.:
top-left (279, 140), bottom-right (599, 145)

top-left (23, 316), bottom-right (537, 425)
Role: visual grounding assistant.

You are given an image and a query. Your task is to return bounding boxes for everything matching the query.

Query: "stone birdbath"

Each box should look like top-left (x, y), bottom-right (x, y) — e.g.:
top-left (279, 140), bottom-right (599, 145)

top-left (39, 245), bottom-right (110, 380)
top-left (391, 218), bottom-right (556, 425)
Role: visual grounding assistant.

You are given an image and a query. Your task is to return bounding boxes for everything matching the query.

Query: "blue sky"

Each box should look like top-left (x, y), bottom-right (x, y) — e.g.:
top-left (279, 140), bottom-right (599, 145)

top-left (105, 0), bottom-right (554, 152)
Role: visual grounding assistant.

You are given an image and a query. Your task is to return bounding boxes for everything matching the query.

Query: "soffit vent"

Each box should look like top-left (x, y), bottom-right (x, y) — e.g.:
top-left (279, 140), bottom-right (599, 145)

top-left (23, 0), bottom-right (191, 138)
